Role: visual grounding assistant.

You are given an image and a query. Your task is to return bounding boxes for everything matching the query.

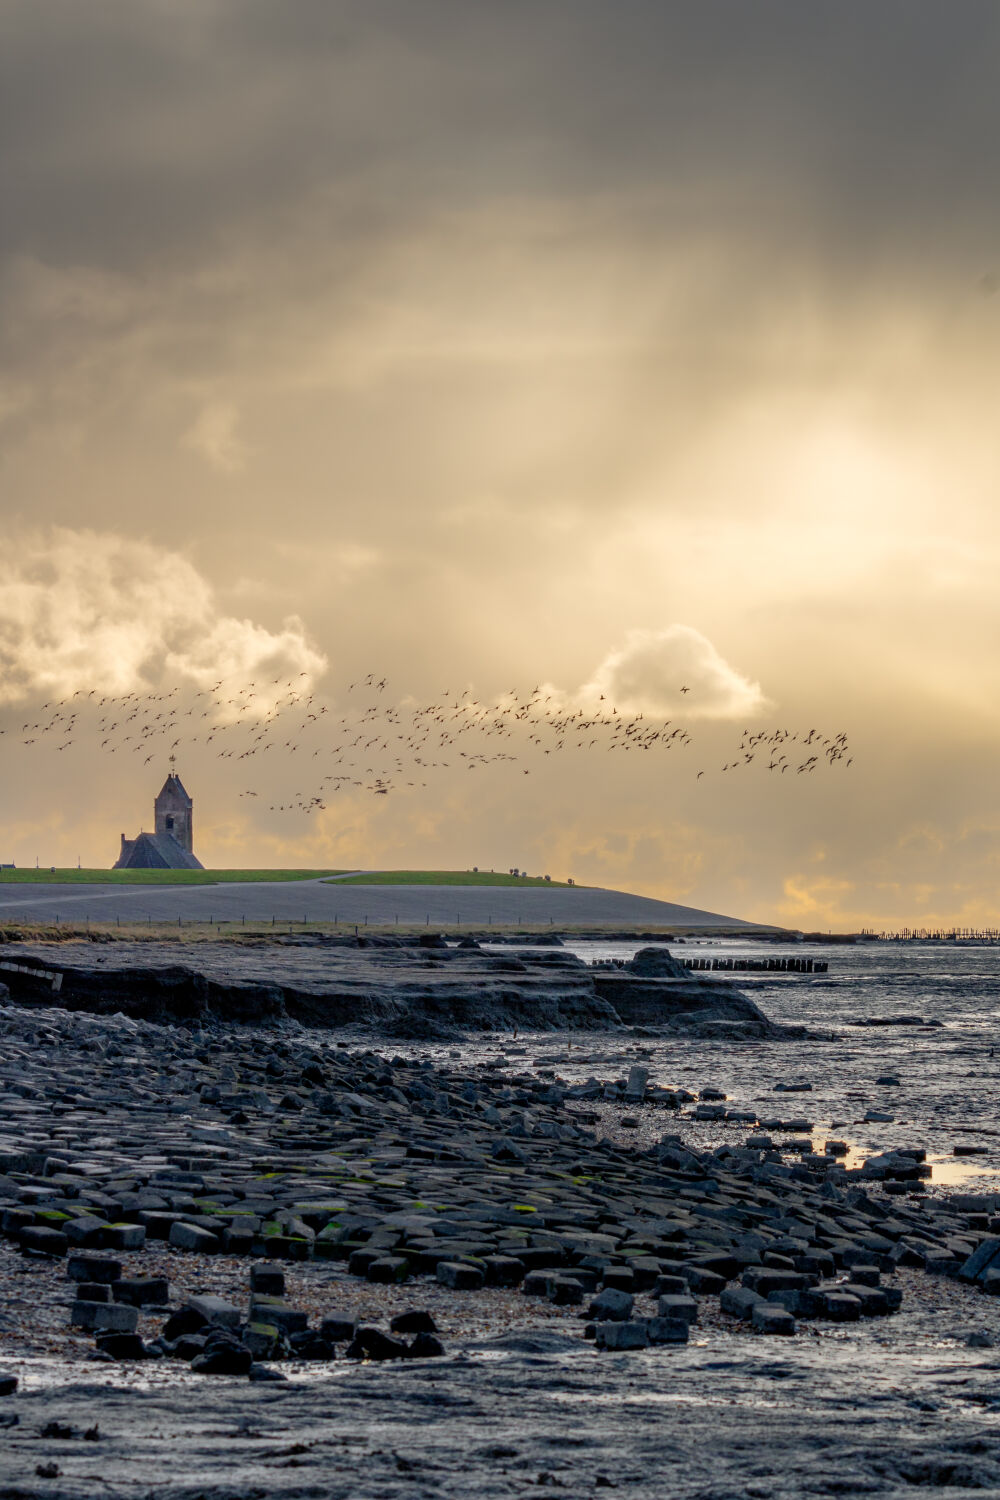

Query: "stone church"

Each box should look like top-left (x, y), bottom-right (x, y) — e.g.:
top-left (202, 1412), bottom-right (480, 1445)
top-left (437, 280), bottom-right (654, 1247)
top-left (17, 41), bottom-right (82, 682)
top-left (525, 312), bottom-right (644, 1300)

top-left (114, 772), bottom-right (204, 870)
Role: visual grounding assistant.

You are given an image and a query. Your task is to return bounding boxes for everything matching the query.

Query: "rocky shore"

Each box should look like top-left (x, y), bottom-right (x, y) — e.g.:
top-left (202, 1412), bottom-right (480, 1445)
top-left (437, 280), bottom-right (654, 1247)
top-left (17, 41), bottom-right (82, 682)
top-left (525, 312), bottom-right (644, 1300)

top-left (0, 937), bottom-right (789, 1039)
top-left (4, 944), bottom-right (1000, 1495)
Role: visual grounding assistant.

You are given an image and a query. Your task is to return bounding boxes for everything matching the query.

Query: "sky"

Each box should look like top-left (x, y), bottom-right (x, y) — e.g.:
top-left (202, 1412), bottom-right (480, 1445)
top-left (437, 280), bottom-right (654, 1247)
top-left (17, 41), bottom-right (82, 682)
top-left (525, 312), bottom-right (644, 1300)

top-left (2, 1), bottom-right (1000, 931)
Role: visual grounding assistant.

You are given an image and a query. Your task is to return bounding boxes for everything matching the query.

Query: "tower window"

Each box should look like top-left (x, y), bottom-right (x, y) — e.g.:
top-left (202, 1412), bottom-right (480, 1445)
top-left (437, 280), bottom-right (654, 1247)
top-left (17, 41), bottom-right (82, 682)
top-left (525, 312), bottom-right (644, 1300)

top-left (165, 816), bottom-right (174, 831)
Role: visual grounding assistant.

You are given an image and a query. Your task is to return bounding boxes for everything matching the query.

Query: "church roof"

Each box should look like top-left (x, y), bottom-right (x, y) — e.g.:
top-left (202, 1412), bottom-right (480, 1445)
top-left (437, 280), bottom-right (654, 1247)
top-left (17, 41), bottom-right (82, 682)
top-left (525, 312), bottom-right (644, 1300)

top-left (114, 832), bottom-right (204, 871)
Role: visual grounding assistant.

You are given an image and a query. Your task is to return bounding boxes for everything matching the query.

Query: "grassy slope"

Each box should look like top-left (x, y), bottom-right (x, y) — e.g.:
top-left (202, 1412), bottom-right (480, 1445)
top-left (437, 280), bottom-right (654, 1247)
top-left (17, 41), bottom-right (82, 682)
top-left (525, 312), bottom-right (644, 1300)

top-left (0, 868), bottom-right (344, 886)
top-left (326, 870), bottom-right (573, 888)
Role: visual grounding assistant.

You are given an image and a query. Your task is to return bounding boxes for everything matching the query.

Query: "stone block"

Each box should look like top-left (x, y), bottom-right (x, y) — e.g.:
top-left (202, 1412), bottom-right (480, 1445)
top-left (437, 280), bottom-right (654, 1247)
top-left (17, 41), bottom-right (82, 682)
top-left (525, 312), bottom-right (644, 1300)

top-left (243, 1322), bottom-right (281, 1359)
top-left (78, 1282), bottom-right (112, 1303)
top-left (594, 1320), bottom-right (649, 1350)
top-left (250, 1263), bottom-right (285, 1296)
top-left (168, 1222), bottom-right (221, 1254)
top-left (265, 1235), bottom-right (312, 1261)
top-left (656, 1294), bottom-right (698, 1324)
top-left (186, 1295), bottom-right (240, 1329)
top-left (961, 1238), bottom-right (1000, 1284)
top-left (646, 1316), bottom-right (689, 1344)
top-left (366, 1256), bottom-right (410, 1284)
top-left (320, 1317), bottom-right (356, 1342)
top-left (840, 1283), bottom-right (891, 1316)
top-left (545, 1276), bottom-right (584, 1306)
top-left (588, 1287), bottom-right (634, 1322)
top-left (64, 1216), bottom-right (111, 1248)
top-left (482, 1255), bottom-right (525, 1287)
top-left (18, 1225), bottom-right (67, 1257)
top-left (720, 1286), bottom-right (764, 1320)
top-left (436, 1261), bottom-right (485, 1290)
top-left (114, 1277), bottom-right (170, 1307)
top-left (249, 1296), bottom-right (308, 1334)
top-left (816, 1291), bottom-right (862, 1321)
top-left (98, 1223), bottom-right (146, 1251)
top-left (70, 1300), bottom-right (139, 1333)
top-left (67, 1253), bottom-right (121, 1284)
top-left (684, 1267), bottom-right (726, 1295)
top-left (752, 1303), bottom-right (796, 1335)
top-left (95, 1332), bottom-right (147, 1361)
top-left (742, 1268), bottom-right (811, 1297)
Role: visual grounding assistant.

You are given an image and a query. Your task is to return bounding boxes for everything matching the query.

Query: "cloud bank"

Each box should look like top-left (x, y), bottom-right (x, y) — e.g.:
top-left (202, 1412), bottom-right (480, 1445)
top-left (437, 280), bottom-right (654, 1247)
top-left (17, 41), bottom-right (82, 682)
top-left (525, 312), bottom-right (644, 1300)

top-left (580, 626), bottom-right (768, 719)
top-left (0, 529), bottom-right (326, 710)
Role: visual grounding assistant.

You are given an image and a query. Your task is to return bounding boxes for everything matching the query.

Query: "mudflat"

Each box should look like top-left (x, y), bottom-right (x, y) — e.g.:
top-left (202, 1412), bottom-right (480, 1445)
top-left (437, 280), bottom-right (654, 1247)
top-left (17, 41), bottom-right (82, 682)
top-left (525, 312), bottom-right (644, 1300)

top-left (2, 940), bottom-right (1000, 1497)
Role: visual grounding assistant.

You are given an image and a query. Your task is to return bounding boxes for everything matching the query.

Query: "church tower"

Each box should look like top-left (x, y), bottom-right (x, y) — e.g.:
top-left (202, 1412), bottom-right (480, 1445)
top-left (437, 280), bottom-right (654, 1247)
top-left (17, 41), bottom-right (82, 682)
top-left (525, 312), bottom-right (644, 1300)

top-left (155, 773), bottom-right (194, 854)
top-left (113, 767), bottom-right (203, 870)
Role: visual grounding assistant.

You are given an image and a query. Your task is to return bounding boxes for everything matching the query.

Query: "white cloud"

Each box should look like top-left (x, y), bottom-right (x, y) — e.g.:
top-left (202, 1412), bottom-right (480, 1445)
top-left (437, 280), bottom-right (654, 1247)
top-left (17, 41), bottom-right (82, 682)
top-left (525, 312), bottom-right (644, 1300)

top-left (182, 399), bottom-right (248, 475)
top-left (580, 625), bottom-right (768, 719)
top-left (0, 529), bottom-right (326, 711)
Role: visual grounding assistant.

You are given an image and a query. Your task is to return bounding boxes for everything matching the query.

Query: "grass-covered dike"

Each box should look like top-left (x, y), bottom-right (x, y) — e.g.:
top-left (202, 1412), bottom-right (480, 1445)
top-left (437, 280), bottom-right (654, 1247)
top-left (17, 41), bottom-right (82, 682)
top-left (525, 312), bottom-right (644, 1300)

top-left (0, 868), bottom-right (344, 886)
top-left (326, 869), bottom-right (574, 887)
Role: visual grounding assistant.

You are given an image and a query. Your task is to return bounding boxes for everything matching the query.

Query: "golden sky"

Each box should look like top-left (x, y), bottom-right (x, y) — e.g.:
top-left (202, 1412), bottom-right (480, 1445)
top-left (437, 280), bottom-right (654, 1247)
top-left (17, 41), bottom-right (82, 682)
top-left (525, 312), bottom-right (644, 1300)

top-left (2, 2), bottom-right (1000, 930)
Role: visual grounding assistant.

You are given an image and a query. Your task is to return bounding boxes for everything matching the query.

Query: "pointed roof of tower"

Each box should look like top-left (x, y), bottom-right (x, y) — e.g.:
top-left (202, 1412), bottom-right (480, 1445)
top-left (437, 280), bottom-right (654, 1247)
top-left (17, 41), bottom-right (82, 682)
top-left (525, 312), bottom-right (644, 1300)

top-left (156, 773), bottom-right (192, 806)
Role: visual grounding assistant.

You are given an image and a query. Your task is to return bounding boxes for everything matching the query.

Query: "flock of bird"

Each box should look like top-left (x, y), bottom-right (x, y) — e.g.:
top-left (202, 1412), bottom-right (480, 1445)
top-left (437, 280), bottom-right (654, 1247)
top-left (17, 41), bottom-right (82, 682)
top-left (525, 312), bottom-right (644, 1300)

top-left (0, 672), bottom-right (852, 816)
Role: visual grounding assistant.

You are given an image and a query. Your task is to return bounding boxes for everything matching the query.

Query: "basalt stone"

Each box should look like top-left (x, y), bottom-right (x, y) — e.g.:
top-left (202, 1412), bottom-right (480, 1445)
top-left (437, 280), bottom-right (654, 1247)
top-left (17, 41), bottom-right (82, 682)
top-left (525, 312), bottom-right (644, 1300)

top-left (588, 1287), bottom-right (634, 1322)
top-left (248, 1364), bottom-right (288, 1383)
top-left (684, 1267), bottom-right (726, 1296)
top-left (437, 1260), bottom-right (484, 1290)
top-left (168, 1222), bottom-right (221, 1254)
top-left (249, 1296), bottom-right (308, 1334)
top-left (19, 1225), bottom-right (68, 1257)
top-left (264, 1234), bottom-right (312, 1261)
top-left (654, 1275), bottom-right (690, 1297)
top-left (78, 1282), bottom-right (113, 1303)
top-left (720, 1287), bottom-right (764, 1320)
top-left (64, 1216), bottom-right (111, 1248)
top-left (646, 1316), bottom-right (689, 1345)
top-left (601, 1267), bottom-right (635, 1293)
top-left (98, 1223), bottom-right (145, 1251)
top-left (345, 1327), bottom-right (409, 1361)
top-left (752, 1303), bottom-right (796, 1335)
top-left (186, 1295), bottom-right (240, 1329)
top-left (166, 1334), bottom-right (208, 1361)
top-left (243, 1323), bottom-right (282, 1360)
top-left (366, 1255), bottom-right (411, 1284)
top-left (656, 1294), bottom-right (698, 1324)
top-left (288, 1330), bottom-right (334, 1361)
top-left (249, 1263), bottom-right (285, 1296)
top-left (191, 1344), bottom-right (254, 1376)
top-left (95, 1332), bottom-right (147, 1361)
top-left (546, 1275), bottom-right (585, 1306)
top-left (0, 1374), bottom-right (19, 1396)
top-left (162, 1307), bottom-right (208, 1340)
top-left (406, 1332), bottom-right (445, 1358)
top-left (629, 1257), bottom-right (663, 1292)
top-left (594, 1320), bottom-right (649, 1350)
top-left (320, 1317), bottom-right (357, 1343)
top-left (482, 1255), bottom-right (525, 1287)
top-left (815, 1291), bottom-right (863, 1322)
top-left (960, 1238), bottom-right (1000, 1284)
top-left (347, 1248), bottom-right (381, 1277)
top-left (71, 1300), bottom-right (138, 1333)
top-left (114, 1277), bottom-right (170, 1307)
top-left (741, 1268), bottom-right (812, 1297)
top-left (390, 1310), bottom-right (438, 1335)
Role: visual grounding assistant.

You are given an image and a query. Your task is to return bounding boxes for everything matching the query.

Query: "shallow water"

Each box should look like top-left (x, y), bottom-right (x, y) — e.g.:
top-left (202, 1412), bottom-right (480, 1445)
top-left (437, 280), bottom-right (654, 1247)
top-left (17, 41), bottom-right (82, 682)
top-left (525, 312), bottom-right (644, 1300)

top-left (347, 938), bottom-right (1000, 1191)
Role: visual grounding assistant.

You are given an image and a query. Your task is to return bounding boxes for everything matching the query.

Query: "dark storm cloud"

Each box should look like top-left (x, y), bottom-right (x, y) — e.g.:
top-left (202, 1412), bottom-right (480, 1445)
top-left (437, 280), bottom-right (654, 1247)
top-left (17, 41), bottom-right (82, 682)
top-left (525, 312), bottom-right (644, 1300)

top-left (2, 1), bottom-right (1000, 275)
